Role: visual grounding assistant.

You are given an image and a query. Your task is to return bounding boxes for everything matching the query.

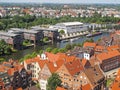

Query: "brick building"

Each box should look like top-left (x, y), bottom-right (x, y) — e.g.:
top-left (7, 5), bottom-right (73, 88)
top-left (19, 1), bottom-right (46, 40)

top-left (97, 50), bottom-right (120, 72)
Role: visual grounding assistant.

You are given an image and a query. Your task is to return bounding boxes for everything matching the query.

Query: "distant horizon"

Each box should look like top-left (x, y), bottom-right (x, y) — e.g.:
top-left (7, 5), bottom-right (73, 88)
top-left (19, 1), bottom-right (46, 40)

top-left (0, 0), bottom-right (120, 4)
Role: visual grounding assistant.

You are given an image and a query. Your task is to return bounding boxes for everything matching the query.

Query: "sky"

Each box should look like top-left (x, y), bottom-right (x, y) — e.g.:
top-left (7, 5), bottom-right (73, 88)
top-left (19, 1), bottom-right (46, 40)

top-left (0, 0), bottom-right (120, 4)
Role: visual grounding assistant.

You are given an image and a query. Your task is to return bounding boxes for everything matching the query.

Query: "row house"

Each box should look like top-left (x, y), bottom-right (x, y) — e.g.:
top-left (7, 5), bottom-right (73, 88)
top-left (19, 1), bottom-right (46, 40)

top-left (38, 52), bottom-right (80, 90)
top-left (39, 60), bottom-right (64, 90)
top-left (72, 65), bottom-right (106, 90)
top-left (56, 58), bottom-right (105, 90)
top-left (0, 72), bottom-right (12, 90)
top-left (56, 59), bottom-right (84, 90)
top-left (24, 57), bottom-right (47, 82)
top-left (73, 65), bottom-right (106, 90)
top-left (83, 65), bottom-right (106, 90)
top-left (0, 60), bottom-right (32, 90)
top-left (24, 52), bottom-right (78, 83)
top-left (97, 50), bottom-right (120, 72)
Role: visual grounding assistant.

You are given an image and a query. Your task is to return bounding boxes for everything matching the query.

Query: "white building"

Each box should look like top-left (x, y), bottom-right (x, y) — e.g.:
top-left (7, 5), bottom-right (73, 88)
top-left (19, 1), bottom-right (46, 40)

top-left (84, 53), bottom-right (90, 60)
top-left (50, 22), bottom-right (88, 34)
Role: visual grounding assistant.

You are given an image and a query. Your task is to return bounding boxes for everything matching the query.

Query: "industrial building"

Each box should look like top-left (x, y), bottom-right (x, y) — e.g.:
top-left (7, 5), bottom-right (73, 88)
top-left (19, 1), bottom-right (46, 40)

top-left (0, 31), bottom-right (23, 49)
top-left (49, 22), bottom-right (88, 34)
top-left (31, 26), bottom-right (60, 43)
top-left (9, 28), bottom-right (44, 45)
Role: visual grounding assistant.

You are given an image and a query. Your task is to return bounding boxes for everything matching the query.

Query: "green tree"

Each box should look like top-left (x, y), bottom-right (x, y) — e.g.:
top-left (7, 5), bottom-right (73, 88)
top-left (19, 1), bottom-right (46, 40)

top-left (65, 44), bottom-right (72, 51)
top-left (59, 30), bottom-right (65, 34)
top-left (43, 37), bottom-right (49, 42)
top-left (51, 48), bottom-right (59, 54)
top-left (0, 58), bottom-right (5, 63)
top-left (46, 47), bottom-right (52, 52)
top-left (85, 38), bottom-right (94, 42)
top-left (47, 73), bottom-right (62, 90)
top-left (58, 48), bottom-right (66, 53)
top-left (39, 50), bottom-right (43, 54)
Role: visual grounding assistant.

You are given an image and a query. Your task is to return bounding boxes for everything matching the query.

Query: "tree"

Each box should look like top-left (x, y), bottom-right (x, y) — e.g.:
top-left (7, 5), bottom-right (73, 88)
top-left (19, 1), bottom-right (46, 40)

top-left (65, 44), bottom-right (72, 51)
top-left (46, 47), bottom-right (52, 52)
top-left (59, 30), bottom-right (65, 34)
top-left (85, 38), bottom-right (94, 42)
top-left (58, 48), bottom-right (66, 53)
top-left (51, 48), bottom-right (59, 54)
top-left (47, 73), bottom-right (62, 90)
top-left (0, 58), bottom-right (5, 63)
top-left (43, 37), bottom-right (49, 42)
top-left (39, 50), bottom-right (43, 54)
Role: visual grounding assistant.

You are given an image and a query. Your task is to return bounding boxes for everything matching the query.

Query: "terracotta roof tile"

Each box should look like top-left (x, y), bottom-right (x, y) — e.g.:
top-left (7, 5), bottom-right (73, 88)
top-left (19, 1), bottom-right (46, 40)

top-left (107, 45), bottom-right (119, 51)
top-left (16, 88), bottom-right (23, 90)
top-left (81, 84), bottom-right (91, 90)
top-left (46, 59), bottom-right (64, 73)
top-left (95, 46), bottom-right (105, 51)
top-left (83, 42), bottom-right (96, 48)
top-left (81, 59), bottom-right (87, 66)
top-left (38, 60), bottom-right (48, 69)
top-left (65, 60), bottom-right (84, 76)
top-left (56, 86), bottom-right (66, 90)
top-left (7, 68), bottom-right (16, 76)
top-left (97, 50), bottom-right (120, 62)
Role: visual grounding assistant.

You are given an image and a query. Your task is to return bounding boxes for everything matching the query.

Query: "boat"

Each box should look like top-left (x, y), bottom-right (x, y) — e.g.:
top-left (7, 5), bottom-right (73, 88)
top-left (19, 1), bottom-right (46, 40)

top-left (70, 38), bottom-right (79, 42)
top-left (86, 32), bottom-right (102, 37)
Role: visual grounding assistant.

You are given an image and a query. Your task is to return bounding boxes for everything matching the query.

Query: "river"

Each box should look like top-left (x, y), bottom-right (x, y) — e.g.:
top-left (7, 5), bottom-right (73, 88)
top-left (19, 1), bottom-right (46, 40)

top-left (1, 32), bottom-right (110, 60)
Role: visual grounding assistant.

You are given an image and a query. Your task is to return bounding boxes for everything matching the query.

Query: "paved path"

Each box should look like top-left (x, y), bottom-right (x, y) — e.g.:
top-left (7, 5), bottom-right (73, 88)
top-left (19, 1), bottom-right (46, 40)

top-left (104, 67), bottom-right (120, 78)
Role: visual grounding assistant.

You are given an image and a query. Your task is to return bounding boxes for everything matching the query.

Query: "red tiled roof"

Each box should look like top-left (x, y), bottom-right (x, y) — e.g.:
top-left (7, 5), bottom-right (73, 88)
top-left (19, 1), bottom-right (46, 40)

top-left (97, 50), bottom-right (120, 62)
top-left (25, 57), bottom-right (40, 64)
top-left (107, 45), bottom-right (119, 51)
top-left (45, 52), bottom-right (77, 63)
top-left (83, 42), bottom-right (96, 48)
top-left (81, 59), bottom-right (87, 66)
top-left (7, 68), bottom-right (15, 76)
top-left (16, 88), bottom-right (23, 90)
top-left (56, 86), bottom-right (66, 90)
top-left (65, 59), bottom-right (84, 76)
top-left (111, 69), bottom-right (120, 90)
top-left (38, 60), bottom-right (48, 69)
top-left (81, 84), bottom-right (91, 90)
top-left (95, 46), bottom-right (105, 51)
top-left (46, 59), bottom-right (64, 73)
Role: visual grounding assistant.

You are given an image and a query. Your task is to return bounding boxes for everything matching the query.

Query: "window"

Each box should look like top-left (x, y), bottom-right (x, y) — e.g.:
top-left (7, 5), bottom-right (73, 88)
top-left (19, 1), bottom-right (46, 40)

top-left (0, 86), bottom-right (2, 89)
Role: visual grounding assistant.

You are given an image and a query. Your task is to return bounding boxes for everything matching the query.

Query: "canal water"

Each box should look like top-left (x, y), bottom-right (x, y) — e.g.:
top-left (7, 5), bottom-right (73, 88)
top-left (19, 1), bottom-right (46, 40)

top-left (1, 32), bottom-right (109, 60)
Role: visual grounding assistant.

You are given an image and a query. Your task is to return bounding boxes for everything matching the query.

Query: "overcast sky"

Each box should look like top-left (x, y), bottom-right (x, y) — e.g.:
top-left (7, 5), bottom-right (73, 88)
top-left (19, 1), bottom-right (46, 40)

top-left (0, 0), bottom-right (120, 4)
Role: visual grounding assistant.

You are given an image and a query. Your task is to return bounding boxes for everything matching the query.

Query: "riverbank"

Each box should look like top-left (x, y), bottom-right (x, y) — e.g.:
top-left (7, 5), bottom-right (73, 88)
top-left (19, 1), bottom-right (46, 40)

top-left (0, 32), bottom-right (110, 60)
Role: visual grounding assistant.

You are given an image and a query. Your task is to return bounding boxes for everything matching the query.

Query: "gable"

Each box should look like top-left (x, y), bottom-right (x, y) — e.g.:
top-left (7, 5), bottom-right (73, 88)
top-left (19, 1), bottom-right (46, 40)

top-left (40, 64), bottom-right (52, 76)
top-left (56, 64), bottom-right (71, 77)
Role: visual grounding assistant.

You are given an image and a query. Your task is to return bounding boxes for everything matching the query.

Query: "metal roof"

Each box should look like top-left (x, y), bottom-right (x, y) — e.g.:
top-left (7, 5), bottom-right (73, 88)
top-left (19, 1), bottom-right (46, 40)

top-left (57, 22), bottom-right (83, 26)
